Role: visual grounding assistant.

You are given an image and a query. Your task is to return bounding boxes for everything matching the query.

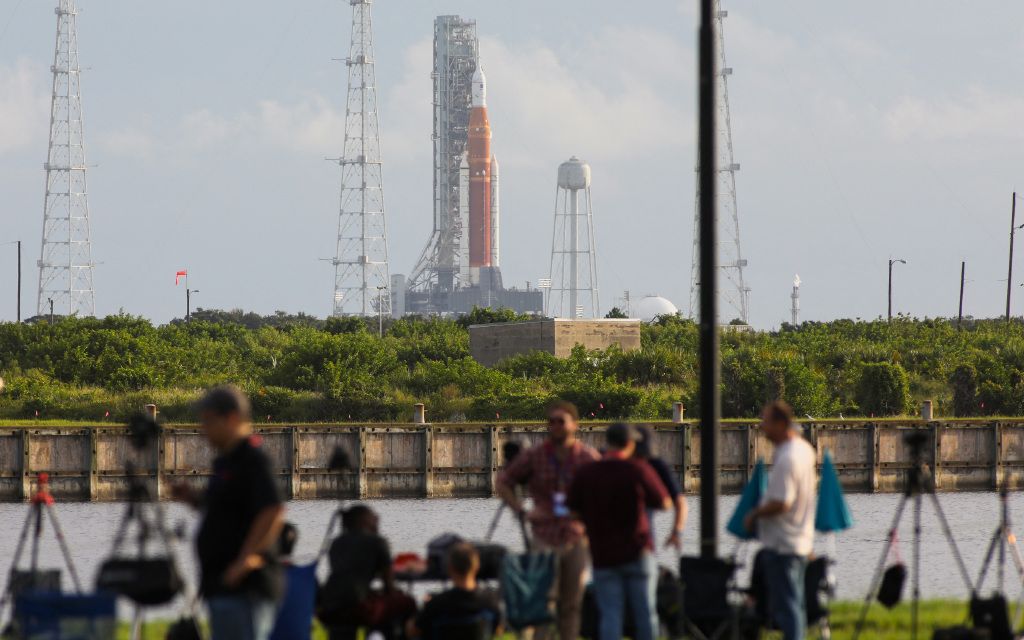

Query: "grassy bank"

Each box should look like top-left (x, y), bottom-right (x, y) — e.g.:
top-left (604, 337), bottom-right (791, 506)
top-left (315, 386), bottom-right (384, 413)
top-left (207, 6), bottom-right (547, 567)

top-left (117, 600), bottom-right (971, 639)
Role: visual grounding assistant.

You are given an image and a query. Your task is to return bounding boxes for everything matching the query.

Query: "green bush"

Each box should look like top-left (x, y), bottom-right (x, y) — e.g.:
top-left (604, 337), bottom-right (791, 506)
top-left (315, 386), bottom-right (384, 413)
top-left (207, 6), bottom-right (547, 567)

top-left (855, 362), bottom-right (912, 416)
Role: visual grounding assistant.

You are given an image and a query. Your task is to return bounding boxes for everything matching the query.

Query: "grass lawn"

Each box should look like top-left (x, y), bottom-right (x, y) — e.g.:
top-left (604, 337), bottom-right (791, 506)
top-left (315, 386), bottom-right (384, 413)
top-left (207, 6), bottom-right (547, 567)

top-left (117, 600), bottom-right (974, 639)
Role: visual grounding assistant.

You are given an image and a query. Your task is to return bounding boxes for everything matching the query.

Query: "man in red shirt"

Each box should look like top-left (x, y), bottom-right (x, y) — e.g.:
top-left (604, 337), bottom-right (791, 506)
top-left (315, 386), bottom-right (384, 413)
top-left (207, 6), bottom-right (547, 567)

top-left (497, 400), bottom-right (600, 640)
top-left (568, 423), bottom-right (670, 640)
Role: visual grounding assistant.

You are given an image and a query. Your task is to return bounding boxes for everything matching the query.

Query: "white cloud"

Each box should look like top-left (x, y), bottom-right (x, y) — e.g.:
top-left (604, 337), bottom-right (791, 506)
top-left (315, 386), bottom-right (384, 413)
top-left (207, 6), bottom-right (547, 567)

top-left (0, 58), bottom-right (48, 155)
top-left (478, 30), bottom-right (691, 168)
top-left (884, 88), bottom-right (1024, 141)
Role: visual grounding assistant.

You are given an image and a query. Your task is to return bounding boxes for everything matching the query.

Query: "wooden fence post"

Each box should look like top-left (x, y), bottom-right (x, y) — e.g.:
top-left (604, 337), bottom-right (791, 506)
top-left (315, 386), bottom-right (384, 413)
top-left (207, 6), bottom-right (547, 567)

top-left (357, 428), bottom-right (367, 499)
top-left (869, 423), bottom-right (880, 493)
top-left (88, 427), bottom-right (98, 501)
top-left (21, 430), bottom-right (31, 501)
top-left (423, 426), bottom-right (434, 498)
top-left (995, 421), bottom-right (1005, 490)
top-left (289, 426), bottom-right (301, 500)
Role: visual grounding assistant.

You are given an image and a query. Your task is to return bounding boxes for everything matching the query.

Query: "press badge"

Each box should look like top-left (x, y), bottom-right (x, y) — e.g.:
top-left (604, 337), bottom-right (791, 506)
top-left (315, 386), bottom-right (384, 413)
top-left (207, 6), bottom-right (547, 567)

top-left (553, 491), bottom-right (569, 517)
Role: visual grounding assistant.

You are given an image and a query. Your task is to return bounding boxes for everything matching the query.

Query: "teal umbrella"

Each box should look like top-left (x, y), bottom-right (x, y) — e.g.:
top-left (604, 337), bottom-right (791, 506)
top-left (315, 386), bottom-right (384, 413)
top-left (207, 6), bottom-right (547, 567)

top-left (727, 458), bottom-right (767, 540)
top-left (816, 449), bottom-right (853, 532)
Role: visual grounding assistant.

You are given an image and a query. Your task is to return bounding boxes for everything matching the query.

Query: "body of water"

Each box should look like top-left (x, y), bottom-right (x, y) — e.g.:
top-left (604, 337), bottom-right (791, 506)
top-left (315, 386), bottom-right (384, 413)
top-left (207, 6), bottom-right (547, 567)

top-left (1, 492), bottom-right (1020, 619)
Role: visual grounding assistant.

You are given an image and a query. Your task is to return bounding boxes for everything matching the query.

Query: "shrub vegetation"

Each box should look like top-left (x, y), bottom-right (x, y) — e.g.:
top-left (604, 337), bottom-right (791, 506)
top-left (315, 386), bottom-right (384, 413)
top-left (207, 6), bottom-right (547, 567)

top-left (1, 311), bottom-right (1022, 422)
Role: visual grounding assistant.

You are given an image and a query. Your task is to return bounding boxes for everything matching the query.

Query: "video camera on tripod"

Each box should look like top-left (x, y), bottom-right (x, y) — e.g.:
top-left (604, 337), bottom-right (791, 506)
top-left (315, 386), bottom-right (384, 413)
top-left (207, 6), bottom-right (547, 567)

top-left (95, 412), bottom-right (184, 607)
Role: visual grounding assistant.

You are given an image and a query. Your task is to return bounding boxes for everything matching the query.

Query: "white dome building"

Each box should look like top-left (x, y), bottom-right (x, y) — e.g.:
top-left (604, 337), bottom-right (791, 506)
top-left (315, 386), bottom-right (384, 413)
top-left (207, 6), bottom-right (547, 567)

top-left (636, 295), bottom-right (679, 322)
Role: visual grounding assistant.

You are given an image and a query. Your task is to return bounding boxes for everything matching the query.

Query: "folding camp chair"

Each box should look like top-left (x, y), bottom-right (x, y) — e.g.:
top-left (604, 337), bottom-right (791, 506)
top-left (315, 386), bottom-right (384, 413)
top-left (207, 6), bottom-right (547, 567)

top-left (680, 556), bottom-right (755, 640)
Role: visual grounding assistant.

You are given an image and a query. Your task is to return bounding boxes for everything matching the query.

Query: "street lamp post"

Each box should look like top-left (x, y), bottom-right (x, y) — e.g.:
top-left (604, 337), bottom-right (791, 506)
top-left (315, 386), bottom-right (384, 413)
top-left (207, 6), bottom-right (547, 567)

top-left (1006, 193), bottom-right (1024, 321)
top-left (186, 289), bottom-right (199, 322)
top-left (888, 258), bottom-right (906, 322)
top-left (15, 240), bottom-right (20, 323)
top-left (376, 286), bottom-right (387, 338)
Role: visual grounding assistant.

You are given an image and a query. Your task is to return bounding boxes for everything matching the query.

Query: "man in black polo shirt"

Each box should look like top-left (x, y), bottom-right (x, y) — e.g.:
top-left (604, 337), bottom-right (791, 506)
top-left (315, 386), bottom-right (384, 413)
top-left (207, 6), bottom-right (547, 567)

top-left (173, 385), bottom-right (286, 640)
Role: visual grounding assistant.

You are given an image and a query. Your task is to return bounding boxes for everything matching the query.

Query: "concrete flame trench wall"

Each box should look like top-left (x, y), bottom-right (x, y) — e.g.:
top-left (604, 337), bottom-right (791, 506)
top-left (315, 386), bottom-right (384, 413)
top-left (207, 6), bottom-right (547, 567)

top-left (2, 420), bottom-right (1024, 502)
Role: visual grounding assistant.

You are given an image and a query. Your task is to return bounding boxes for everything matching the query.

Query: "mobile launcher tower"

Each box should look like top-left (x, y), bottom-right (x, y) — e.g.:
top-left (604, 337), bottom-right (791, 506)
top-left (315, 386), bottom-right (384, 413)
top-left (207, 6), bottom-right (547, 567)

top-left (400, 16), bottom-right (542, 316)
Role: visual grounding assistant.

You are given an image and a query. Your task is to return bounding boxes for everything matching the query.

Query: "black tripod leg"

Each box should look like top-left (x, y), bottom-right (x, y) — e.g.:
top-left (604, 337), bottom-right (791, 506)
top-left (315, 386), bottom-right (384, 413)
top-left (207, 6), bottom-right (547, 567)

top-left (926, 492), bottom-right (974, 591)
top-left (0, 504), bottom-right (37, 614)
top-left (29, 502), bottom-right (42, 575)
top-left (485, 504), bottom-right (505, 541)
top-left (44, 503), bottom-right (82, 593)
top-left (976, 527), bottom-right (1002, 593)
top-left (912, 493), bottom-right (921, 640)
top-left (852, 494), bottom-right (908, 640)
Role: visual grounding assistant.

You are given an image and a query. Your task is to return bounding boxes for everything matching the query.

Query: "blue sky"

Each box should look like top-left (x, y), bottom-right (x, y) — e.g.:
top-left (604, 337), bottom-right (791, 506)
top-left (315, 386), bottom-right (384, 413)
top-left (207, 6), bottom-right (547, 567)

top-left (2, 1), bottom-right (1024, 327)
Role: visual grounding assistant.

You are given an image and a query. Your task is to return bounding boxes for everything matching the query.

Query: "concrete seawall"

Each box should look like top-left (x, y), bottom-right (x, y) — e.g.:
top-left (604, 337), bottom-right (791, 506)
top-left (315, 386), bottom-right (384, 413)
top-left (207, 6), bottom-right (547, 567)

top-left (2, 419), bottom-right (1023, 502)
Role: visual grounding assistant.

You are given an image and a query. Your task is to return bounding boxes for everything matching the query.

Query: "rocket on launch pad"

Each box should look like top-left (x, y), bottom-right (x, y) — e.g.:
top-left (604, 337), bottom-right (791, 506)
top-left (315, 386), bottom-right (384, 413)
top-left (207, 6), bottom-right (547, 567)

top-left (460, 66), bottom-right (500, 289)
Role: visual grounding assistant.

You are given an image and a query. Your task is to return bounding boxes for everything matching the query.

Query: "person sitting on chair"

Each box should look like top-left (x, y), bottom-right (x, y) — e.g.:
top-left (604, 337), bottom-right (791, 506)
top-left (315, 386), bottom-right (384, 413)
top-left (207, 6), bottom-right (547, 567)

top-left (320, 505), bottom-right (416, 640)
top-left (407, 543), bottom-right (502, 640)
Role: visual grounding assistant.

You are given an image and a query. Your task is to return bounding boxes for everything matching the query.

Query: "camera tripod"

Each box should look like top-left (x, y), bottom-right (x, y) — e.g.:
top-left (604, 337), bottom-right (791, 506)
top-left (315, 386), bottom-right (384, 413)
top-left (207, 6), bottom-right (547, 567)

top-left (108, 460), bottom-right (183, 640)
top-left (0, 474), bottom-right (82, 626)
top-left (852, 433), bottom-right (973, 640)
top-left (974, 486), bottom-right (1024, 632)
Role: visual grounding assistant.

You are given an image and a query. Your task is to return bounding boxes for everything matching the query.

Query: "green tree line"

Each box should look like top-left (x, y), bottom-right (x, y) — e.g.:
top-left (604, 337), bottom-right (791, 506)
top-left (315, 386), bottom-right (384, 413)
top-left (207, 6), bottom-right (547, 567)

top-left (1, 310), bottom-right (1023, 422)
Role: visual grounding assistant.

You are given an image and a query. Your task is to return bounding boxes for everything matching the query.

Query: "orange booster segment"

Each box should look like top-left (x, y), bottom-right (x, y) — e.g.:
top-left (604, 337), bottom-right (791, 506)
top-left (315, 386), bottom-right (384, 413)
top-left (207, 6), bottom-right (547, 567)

top-left (468, 67), bottom-right (492, 268)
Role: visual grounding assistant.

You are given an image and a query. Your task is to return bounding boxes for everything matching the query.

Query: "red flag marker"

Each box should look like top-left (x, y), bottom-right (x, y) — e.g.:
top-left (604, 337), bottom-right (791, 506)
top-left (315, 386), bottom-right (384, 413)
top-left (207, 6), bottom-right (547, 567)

top-left (175, 270), bottom-right (187, 286)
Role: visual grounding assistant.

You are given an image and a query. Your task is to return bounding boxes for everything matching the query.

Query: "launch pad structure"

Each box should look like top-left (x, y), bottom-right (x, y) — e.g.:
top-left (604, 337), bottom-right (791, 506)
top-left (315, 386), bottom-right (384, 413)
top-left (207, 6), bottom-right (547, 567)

top-left (400, 15), bottom-right (542, 317)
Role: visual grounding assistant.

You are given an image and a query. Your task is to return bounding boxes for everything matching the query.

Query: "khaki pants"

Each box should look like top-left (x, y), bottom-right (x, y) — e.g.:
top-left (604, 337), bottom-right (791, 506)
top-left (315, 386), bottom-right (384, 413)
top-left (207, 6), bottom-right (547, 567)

top-left (531, 539), bottom-right (589, 640)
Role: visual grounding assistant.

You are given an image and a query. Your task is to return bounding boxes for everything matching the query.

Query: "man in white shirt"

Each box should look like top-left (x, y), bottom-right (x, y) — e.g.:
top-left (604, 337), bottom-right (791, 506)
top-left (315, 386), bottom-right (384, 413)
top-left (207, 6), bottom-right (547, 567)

top-left (744, 400), bottom-right (816, 640)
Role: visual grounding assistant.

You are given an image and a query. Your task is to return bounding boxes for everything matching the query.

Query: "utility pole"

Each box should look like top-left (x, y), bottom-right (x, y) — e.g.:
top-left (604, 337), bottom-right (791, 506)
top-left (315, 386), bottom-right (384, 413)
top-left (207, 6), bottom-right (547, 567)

top-left (888, 258), bottom-right (906, 321)
top-left (698, 0), bottom-right (721, 560)
top-left (48, 298), bottom-right (54, 325)
top-left (15, 240), bottom-right (21, 323)
top-left (1007, 193), bottom-right (1022, 321)
top-left (958, 261), bottom-right (966, 329)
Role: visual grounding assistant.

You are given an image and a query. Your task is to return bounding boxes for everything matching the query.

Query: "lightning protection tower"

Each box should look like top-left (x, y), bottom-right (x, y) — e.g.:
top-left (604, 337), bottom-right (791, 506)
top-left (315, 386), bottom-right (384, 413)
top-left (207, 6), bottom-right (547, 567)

top-left (332, 0), bottom-right (391, 317)
top-left (547, 157), bottom-right (599, 319)
top-left (688, 0), bottom-right (750, 324)
top-left (37, 0), bottom-right (96, 317)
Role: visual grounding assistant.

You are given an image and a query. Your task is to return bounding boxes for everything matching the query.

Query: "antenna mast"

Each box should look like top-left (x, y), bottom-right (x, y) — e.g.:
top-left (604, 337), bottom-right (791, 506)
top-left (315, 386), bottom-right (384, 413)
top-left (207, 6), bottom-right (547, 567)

top-left (37, 0), bottom-right (96, 317)
top-left (688, 0), bottom-right (749, 324)
top-left (332, 0), bottom-right (391, 316)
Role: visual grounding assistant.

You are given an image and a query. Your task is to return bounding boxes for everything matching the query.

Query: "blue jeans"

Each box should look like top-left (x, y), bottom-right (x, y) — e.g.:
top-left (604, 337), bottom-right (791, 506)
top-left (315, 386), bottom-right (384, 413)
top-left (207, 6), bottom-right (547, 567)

top-left (208, 594), bottom-right (278, 640)
top-left (591, 553), bottom-right (656, 640)
top-left (762, 549), bottom-right (808, 640)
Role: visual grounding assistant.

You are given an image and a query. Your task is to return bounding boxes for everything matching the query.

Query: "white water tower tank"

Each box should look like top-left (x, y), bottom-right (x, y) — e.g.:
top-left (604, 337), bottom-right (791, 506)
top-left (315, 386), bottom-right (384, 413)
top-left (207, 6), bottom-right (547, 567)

top-left (557, 156), bottom-right (591, 190)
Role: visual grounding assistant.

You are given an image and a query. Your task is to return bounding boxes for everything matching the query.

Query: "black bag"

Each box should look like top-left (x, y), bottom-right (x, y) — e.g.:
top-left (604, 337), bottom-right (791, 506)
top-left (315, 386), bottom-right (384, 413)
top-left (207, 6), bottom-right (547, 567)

top-left (96, 557), bottom-right (183, 605)
top-left (473, 543), bottom-right (507, 581)
top-left (166, 616), bottom-right (202, 640)
top-left (426, 533), bottom-right (465, 579)
top-left (877, 563), bottom-right (906, 609)
top-left (971, 595), bottom-right (1012, 640)
top-left (9, 570), bottom-right (61, 598)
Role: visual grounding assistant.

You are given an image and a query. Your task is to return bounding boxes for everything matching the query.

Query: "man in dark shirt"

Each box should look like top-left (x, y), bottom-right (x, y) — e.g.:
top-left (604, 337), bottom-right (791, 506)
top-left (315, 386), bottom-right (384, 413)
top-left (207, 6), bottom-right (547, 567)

top-left (321, 505), bottom-right (415, 640)
top-left (408, 543), bottom-right (502, 640)
top-left (568, 423), bottom-right (670, 640)
top-left (172, 385), bottom-right (286, 640)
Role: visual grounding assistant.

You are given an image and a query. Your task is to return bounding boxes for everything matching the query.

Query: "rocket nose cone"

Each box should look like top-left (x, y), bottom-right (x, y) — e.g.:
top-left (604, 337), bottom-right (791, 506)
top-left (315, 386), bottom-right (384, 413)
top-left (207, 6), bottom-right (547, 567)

top-left (472, 65), bottom-right (487, 107)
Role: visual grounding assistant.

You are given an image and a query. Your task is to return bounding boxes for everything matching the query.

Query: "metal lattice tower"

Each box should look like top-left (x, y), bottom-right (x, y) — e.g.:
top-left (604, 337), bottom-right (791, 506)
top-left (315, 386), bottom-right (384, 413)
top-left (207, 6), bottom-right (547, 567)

top-left (407, 16), bottom-right (479, 294)
top-left (332, 0), bottom-right (391, 317)
top-left (688, 1), bottom-right (749, 324)
top-left (37, 0), bottom-right (95, 317)
top-left (547, 157), bottom-right (599, 319)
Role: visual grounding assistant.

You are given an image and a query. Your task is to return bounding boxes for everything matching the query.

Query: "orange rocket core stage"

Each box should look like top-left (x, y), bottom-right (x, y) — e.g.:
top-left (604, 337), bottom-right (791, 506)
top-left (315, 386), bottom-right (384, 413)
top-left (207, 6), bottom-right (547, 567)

top-left (468, 106), bottom-right (492, 268)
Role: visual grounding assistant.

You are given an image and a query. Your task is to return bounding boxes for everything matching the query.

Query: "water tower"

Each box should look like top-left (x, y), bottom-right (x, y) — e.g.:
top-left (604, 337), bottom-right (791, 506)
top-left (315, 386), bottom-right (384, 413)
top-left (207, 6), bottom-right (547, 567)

top-left (547, 157), bottom-right (599, 318)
